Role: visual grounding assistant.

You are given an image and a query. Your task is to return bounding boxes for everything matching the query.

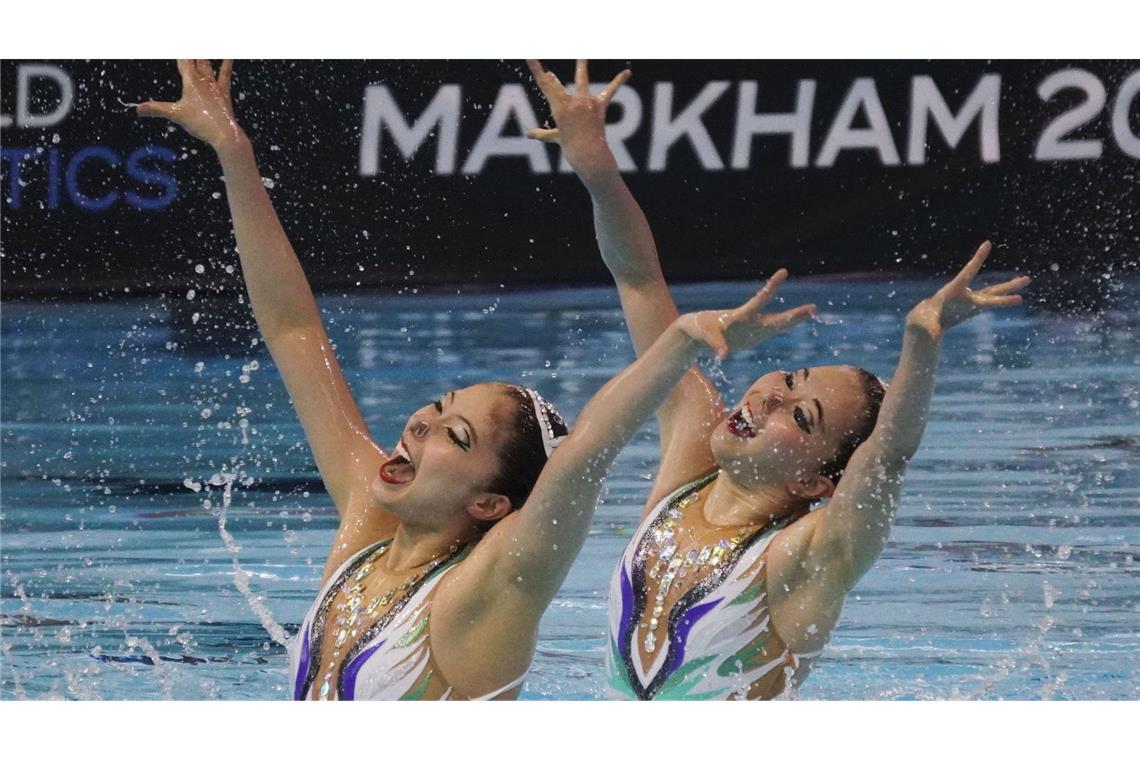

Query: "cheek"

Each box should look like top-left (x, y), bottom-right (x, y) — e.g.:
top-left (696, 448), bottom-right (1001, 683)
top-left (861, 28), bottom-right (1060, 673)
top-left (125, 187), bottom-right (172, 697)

top-left (435, 446), bottom-right (499, 493)
top-left (757, 418), bottom-right (803, 452)
top-left (749, 423), bottom-right (825, 474)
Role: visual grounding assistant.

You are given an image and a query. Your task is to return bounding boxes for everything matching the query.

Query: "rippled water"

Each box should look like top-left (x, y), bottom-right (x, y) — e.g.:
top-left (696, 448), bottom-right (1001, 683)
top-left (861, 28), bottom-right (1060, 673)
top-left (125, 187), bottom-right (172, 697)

top-left (2, 279), bottom-right (1138, 699)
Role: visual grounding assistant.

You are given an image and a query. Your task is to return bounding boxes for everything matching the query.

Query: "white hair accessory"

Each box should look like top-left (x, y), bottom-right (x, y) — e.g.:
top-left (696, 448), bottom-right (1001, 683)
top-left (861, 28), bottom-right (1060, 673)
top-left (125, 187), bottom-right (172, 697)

top-left (523, 388), bottom-right (567, 458)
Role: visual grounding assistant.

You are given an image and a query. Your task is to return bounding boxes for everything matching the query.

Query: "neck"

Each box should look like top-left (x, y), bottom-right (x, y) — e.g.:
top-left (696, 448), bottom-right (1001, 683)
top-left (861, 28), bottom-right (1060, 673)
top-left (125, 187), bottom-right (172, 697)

top-left (701, 473), bottom-right (806, 529)
top-left (386, 520), bottom-right (475, 572)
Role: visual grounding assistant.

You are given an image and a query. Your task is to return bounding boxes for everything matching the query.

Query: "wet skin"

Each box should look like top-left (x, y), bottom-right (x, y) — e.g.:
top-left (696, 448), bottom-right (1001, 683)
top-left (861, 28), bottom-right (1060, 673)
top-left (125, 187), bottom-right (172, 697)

top-left (709, 365), bottom-right (872, 494)
top-left (369, 383), bottom-right (517, 533)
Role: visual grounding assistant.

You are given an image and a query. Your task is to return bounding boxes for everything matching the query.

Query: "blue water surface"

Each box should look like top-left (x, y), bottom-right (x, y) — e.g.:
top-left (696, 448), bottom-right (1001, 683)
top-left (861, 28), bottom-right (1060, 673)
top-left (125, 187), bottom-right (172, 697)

top-left (2, 279), bottom-right (1138, 699)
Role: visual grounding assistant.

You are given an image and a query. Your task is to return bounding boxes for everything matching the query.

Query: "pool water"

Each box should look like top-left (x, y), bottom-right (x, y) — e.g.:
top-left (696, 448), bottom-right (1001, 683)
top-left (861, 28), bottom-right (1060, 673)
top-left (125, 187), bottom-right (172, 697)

top-left (2, 279), bottom-right (1138, 699)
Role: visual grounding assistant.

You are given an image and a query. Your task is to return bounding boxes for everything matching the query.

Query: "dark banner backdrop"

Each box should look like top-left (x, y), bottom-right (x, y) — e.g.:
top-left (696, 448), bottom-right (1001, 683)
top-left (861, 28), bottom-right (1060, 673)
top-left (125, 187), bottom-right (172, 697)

top-left (2, 59), bottom-right (1138, 300)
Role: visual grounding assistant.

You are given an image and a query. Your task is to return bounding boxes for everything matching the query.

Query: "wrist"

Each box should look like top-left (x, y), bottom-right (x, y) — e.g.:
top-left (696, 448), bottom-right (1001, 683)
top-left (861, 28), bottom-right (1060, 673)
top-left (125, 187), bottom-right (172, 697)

top-left (571, 152), bottom-right (620, 187)
top-left (579, 166), bottom-right (627, 204)
top-left (213, 131), bottom-right (252, 163)
top-left (904, 309), bottom-right (943, 342)
top-left (668, 316), bottom-right (708, 354)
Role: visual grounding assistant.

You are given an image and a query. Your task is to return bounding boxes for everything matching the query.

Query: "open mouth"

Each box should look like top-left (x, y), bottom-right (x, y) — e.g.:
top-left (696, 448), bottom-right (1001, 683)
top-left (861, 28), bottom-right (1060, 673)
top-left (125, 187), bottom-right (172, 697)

top-left (379, 438), bottom-right (416, 485)
top-left (725, 402), bottom-right (759, 439)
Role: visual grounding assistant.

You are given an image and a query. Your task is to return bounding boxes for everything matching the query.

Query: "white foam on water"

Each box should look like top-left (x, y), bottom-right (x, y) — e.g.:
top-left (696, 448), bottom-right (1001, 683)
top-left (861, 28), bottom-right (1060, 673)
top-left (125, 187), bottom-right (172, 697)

top-left (813, 312), bottom-right (845, 326)
top-left (162, 570), bottom-right (281, 580)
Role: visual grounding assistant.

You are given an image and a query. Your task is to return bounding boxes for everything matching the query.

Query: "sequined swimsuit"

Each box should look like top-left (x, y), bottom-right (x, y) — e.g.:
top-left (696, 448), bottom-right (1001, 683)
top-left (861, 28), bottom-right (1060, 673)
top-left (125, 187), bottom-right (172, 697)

top-left (606, 470), bottom-right (821, 700)
top-left (288, 539), bottom-right (524, 700)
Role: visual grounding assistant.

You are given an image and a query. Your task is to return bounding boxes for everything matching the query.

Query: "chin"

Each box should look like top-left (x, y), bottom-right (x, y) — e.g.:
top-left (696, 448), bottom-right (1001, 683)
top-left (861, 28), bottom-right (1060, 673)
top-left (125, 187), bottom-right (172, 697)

top-left (709, 423), bottom-right (732, 450)
top-left (710, 441), bottom-right (775, 487)
top-left (710, 426), bottom-right (756, 460)
top-left (369, 475), bottom-right (401, 510)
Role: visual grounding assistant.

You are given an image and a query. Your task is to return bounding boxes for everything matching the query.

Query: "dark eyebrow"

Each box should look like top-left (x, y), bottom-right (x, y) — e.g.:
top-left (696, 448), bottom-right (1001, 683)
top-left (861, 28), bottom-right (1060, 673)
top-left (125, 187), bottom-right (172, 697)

top-left (801, 367), bottom-right (810, 380)
top-left (813, 399), bottom-right (825, 433)
top-left (444, 391), bottom-right (478, 447)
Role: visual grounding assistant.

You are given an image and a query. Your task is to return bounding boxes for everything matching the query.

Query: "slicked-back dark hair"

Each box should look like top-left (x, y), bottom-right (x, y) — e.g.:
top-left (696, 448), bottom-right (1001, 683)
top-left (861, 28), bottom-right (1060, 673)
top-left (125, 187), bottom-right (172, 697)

top-left (816, 367), bottom-right (886, 489)
top-left (485, 384), bottom-right (569, 513)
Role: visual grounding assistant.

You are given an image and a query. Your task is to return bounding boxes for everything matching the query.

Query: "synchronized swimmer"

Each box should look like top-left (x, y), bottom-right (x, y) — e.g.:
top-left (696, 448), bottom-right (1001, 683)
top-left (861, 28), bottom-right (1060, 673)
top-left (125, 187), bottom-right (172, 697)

top-left (529, 59), bottom-right (1030, 699)
top-left (139, 59), bottom-right (815, 700)
top-left (141, 58), bottom-right (1028, 700)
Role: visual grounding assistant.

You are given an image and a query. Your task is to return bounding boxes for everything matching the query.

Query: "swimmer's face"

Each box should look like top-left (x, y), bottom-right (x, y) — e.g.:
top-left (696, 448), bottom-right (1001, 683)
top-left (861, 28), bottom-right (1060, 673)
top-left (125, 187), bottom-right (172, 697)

top-left (710, 365), bottom-right (870, 497)
top-left (371, 383), bottom-right (515, 528)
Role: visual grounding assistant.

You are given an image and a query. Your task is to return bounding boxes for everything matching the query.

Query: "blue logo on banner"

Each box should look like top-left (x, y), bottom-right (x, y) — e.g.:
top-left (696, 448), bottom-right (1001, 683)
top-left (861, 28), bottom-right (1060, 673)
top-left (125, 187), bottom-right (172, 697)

top-left (2, 144), bottom-right (178, 211)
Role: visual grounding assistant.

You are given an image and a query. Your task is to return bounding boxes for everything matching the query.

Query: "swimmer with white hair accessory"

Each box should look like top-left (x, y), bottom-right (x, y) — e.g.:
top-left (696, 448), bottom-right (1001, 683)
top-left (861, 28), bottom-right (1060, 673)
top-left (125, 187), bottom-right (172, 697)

top-left (137, 59), bottom-right (817, 700)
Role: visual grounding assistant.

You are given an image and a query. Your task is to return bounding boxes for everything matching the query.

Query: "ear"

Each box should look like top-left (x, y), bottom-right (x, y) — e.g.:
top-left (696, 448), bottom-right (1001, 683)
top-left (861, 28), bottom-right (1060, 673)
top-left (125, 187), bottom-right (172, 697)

top-left (785, 475), bottom-right (835, 502)
top-left (466, 492), bottom-right (513, 524)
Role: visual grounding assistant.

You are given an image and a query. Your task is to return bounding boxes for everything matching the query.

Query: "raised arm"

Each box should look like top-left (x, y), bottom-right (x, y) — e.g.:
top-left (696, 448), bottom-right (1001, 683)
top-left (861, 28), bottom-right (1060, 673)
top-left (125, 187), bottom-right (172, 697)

top-left (528, 59), bottom-right (672, 354)
top-left (527, 59), bottom-right (726, 501)
top-left (470, 274), bottom-right (816, 608)
top-left (139, 61), bottom-right (386, 521)
top-left (770, 242), bottom-right (1029, 648)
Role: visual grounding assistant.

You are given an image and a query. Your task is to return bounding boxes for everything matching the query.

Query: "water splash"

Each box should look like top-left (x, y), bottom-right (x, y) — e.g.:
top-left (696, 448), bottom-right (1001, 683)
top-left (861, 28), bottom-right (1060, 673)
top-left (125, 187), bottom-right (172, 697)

top-left (1, 639), bottom-right (30, 700)
top-left (127, 634), bottom-right (174, 700)
top-left (812, 312), bottom-right (845, 326)
top-left (207, 472), bottom-right (290, 647)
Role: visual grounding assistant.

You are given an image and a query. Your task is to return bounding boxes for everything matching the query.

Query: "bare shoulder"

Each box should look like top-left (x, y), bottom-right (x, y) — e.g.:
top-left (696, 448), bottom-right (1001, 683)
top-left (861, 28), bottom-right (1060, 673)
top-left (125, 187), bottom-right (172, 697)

top-left (765, 509), bottom-right (847, 653)
top-left (428, 519), bottom-right (540, 695)
top-left (765, 509), bottom-right (825, 593)
top-left (431, 513), bottom-right (541, 622)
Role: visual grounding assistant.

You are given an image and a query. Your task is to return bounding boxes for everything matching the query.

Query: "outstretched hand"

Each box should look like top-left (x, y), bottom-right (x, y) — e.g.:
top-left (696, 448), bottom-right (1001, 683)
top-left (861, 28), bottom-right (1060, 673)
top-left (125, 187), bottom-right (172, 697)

top-left (907, 241), bottom-right (1031, 339)
top-left (137, 60), bottom-right (245, 151)
top-left (527, 59), bottom-right (630, 178)
top-left (675, 270), bottom-right (817, 359)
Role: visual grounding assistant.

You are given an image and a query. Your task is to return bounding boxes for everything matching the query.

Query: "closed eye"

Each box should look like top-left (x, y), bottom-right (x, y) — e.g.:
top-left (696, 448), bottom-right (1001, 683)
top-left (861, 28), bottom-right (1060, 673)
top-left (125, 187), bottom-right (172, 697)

top-left (432, 398), bottom-right (470, 449)
top-left (793, 406), bottom-right (812, 434)
top-left (447, 428), bottom-right (471, 450)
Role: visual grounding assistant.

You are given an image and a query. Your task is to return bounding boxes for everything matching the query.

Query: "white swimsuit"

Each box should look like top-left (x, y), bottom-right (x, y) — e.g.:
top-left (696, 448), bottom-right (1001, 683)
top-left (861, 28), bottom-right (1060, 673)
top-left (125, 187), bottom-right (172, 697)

top-left (605, 470), bottom-right (821, 700)
top-left (288, 539), bottom-right (525, 700)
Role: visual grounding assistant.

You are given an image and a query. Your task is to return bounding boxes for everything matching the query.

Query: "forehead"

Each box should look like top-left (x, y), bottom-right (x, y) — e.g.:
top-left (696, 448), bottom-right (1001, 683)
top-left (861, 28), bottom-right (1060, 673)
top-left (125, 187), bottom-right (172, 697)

top-left (450, 384), bottom-right (515, 428)
top-left (748, 365), bottom-right (861, 393)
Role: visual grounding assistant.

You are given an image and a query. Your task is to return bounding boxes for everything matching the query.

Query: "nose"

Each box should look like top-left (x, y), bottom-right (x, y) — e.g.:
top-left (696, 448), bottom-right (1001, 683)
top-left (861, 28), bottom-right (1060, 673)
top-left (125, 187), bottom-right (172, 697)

top-left (763, 392), bottom-right (783, 414)
top-left (410, 419), bottom-right (430, 439)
